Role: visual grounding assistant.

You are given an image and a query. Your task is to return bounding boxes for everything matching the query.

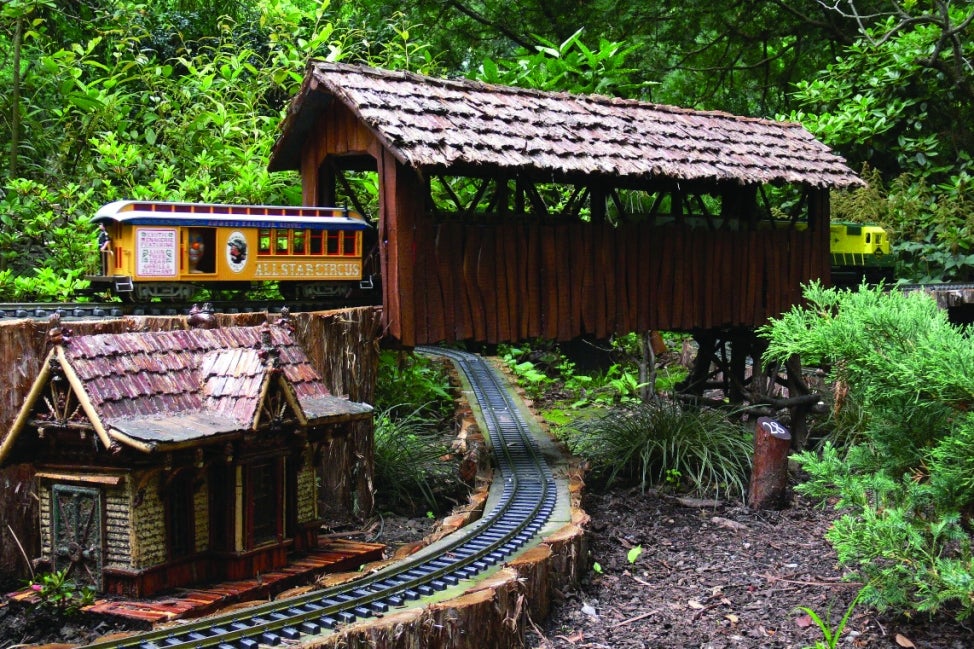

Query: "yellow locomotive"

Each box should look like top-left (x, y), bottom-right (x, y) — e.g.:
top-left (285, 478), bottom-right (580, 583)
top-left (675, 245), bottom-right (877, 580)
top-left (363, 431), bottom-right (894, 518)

top-left (829, 221), bottom-right (894, 286)
top-left (89, 200), bottom-right (375, 301)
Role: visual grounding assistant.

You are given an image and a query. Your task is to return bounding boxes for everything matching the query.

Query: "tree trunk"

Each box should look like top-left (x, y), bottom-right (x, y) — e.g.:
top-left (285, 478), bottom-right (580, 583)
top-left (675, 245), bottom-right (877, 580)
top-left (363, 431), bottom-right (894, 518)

top-left (9, 16), bottom-right (22, 181)
top-left (747, 416), bottom-right (791, 509)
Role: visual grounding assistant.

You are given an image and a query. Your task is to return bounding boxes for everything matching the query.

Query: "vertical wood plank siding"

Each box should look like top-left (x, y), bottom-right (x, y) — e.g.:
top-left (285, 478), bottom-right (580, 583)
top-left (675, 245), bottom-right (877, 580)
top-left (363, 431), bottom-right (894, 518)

top-left (390, 212), bottom-right (829, 347)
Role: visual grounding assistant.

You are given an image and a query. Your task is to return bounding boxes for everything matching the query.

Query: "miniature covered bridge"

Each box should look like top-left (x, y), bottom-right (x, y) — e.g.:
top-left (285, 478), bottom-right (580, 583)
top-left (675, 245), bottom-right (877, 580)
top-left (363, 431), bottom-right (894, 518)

top-left (269, 62), bottom-right (862, 347)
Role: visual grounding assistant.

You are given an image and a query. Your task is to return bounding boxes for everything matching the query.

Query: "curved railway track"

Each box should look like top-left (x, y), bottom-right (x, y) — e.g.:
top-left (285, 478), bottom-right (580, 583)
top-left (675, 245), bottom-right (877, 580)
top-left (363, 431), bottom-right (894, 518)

top-left (82, 347), bottom-right (558, 649)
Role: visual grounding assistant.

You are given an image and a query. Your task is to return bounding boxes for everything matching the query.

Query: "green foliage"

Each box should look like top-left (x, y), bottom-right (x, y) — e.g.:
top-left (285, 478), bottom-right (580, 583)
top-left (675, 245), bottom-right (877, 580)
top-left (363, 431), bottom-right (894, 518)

top-left (787, 4), bottom-right (974, 283)
top-left (762, 283), bottom-right (974, 619)
top-left (797, 589), bottom-right (863, 649)
top-left (372, 405), bottom-right (458, 516)
top-left (26, 569), bottom-right (95, 617)
top-left (374, 350), bottom-right (454, 424)
top-left (566, 400), bottom-right (752, 499)
top-left (626, 545), bottom-right (643, 564)
top-left (0, 178), bottom-right (101, 299)
top-left (498, 341), bottom-right (564, 400)
top-left (372, 350), bottom-right (459, 515)
top-left (477, 28), bottom-right (645, 97)
top-left (500, 339), bottom-right (657, 408)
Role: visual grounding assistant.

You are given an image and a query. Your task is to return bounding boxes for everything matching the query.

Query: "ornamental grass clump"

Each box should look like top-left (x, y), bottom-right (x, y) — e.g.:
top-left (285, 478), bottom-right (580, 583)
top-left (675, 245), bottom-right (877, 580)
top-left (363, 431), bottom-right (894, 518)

top-left (372, 405), bottom-right (461, 516)
top-left (567, 399), bottom-right (752, 500)
top-left (372, 350), bottom-right (462, 516)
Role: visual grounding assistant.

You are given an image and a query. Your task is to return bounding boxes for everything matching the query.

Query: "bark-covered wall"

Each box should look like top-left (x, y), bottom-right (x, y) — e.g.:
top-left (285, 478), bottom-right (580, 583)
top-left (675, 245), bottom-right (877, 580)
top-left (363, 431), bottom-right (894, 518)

top-left (0, 306), bottom-right (382, 588)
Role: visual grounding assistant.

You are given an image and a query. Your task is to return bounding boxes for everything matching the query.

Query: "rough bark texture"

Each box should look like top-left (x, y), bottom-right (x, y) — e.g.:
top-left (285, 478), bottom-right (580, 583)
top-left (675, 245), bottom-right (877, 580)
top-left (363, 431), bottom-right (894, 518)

top-left (747, 416), bottom-right (792, 509)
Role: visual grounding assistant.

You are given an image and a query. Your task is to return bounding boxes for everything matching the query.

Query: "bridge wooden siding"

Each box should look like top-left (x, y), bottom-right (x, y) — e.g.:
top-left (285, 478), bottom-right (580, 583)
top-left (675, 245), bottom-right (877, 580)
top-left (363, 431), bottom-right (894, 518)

top-left (270, 63), bottom-right (855, 347)
top-left (400, 219), bottom-right (829, 346)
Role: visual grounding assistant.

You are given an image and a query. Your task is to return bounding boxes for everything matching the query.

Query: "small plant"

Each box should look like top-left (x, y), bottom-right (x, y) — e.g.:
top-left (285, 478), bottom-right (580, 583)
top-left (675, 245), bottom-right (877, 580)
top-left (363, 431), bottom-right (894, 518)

top-left (627, 545), bottom-right (643, 564)
top-left (567, 400), bottom-right (752, 499)
top-left (26, 569), bottom-right (95, 617)
top-left (664, 468), bottom-right (683, 490)
top-left (796, 589), bottom-right (862, 649)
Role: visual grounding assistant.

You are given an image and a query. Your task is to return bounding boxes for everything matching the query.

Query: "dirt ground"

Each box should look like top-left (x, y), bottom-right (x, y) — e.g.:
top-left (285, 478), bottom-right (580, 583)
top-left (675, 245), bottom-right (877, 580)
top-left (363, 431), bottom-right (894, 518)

top-left (525, 487), bottom-right (974, 649)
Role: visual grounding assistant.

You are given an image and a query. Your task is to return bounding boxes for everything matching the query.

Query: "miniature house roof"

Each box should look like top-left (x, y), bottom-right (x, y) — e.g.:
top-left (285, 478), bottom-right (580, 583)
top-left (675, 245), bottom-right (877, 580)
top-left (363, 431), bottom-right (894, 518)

top-left (0, 318), bottom-right (371, 461)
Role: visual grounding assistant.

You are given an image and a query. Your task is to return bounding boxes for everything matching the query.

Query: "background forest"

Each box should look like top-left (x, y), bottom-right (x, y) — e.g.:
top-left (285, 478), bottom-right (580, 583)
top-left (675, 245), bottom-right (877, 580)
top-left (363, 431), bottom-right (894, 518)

top-left (1, 0), bottom-right (972, 299)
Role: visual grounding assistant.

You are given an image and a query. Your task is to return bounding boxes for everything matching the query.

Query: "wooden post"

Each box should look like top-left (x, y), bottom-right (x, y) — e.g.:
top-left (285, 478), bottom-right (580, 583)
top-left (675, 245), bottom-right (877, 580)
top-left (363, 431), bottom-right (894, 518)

top-left (748, 416), bottom-right (791, 509)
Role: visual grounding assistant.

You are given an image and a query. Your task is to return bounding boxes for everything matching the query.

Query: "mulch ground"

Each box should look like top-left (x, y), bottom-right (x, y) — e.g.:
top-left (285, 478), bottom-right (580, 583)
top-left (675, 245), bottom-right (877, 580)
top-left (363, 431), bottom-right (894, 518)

top-left (2, 487), bottom-right (972, 648)
top-left (526, 486), bottom-right (973, 649)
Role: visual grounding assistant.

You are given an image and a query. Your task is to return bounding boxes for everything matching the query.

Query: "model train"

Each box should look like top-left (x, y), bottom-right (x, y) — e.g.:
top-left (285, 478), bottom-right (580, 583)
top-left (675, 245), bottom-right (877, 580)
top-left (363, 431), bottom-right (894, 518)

top-left (86, 200), bottom-right (893, 302)
top-left (87, 200), bottom-right (377, 301)
top-left (829, 221), bottom-right (894, 287)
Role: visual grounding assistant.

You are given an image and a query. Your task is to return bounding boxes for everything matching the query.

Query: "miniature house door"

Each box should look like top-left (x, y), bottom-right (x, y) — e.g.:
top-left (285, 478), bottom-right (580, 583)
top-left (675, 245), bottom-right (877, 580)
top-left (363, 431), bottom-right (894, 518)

top-left (51, 484), bottom-right (104, 591)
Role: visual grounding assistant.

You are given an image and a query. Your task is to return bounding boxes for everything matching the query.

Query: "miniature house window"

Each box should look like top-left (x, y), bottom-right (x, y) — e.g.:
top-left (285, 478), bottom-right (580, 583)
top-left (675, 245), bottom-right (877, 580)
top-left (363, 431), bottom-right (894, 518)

top-left (247, 459), bottom-right (282, 547)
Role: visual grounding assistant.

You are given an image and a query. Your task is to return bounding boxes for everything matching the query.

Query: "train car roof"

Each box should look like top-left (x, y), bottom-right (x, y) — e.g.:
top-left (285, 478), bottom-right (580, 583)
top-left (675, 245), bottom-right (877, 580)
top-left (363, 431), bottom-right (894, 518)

top-left (92, 200), bottom-right (371, 230)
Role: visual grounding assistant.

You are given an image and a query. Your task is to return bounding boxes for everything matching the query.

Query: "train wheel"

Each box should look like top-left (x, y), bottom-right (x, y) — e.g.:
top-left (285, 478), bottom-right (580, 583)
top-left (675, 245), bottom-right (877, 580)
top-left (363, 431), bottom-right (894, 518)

top-left (279, 282), bottom-right (299, 300)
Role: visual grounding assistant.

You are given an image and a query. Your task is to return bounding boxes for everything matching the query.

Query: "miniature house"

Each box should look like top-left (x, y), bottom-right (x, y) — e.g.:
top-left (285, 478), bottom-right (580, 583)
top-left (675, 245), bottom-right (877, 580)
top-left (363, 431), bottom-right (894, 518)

top-left (0, 311), bottom-right (372, 598)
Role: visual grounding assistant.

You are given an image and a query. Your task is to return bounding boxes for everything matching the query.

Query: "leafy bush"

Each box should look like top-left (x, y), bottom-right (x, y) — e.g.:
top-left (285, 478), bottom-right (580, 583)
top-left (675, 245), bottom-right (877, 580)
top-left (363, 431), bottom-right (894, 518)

top-left (373, 350), bottom-right (454, 425)
top-left (26, 569), bottom-right (95, 617)
top-left (761, 283), bottom-right (974, 619)
top-left (566, 400), bottom-right (752, 499)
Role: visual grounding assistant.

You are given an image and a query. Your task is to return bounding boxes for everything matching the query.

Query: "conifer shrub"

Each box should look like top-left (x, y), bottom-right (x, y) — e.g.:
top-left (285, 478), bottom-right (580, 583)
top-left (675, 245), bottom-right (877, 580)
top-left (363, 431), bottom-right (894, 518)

top-left (760, 282), bottom-right (974, 619)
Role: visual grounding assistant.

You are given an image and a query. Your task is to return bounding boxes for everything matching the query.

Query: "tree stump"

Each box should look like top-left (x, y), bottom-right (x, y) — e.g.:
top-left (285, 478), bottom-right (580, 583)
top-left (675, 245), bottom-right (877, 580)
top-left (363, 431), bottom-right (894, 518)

top-left (747, 417), bottom-right (791, 509)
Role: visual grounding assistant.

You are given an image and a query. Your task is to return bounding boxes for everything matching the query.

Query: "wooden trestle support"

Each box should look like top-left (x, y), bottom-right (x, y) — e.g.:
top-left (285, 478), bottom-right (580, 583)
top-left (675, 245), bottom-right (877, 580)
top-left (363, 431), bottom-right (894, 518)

top-left (677, 327), bottom-right (823, 452)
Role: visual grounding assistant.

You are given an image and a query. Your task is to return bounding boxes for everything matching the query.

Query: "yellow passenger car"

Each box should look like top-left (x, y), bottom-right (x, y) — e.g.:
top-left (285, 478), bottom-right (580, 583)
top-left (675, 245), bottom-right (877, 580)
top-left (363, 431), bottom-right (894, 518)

top-left (90, 200), bottom-right (373, 301)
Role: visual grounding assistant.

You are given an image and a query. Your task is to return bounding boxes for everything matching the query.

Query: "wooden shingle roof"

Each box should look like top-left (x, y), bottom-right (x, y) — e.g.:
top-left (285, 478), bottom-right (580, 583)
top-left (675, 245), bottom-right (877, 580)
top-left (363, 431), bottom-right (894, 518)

top-left (269, 62), bottom-right (862, 189)
top-left (2, 321), bottom-right (371, 458)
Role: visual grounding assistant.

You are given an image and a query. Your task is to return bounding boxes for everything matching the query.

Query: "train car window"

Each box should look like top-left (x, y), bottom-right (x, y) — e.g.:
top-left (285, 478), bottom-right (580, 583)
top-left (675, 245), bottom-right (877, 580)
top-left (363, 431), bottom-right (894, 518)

top-left (258, 229), bottom-right (271, 256)
top-left (327, 231), bottom-right (341, 255)
top-left (310, 231), bottom-right (324, 255)
top-left (275, 231), bottom-right (289, 254)
top-left (343, 232), bottom-right (357, 256)
top-left (293, 230), bottom-right (306, 255)
top-left (187, 227), bottom-right (216, 273)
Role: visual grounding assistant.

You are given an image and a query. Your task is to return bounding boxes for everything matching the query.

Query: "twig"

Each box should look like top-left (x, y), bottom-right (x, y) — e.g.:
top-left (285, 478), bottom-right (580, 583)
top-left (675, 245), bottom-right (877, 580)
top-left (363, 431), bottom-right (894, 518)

top-left (610, 608), bottom-right (662, 628)
top-left (761, 572), bottom-right (861, 587)
top-left (7, 524), bottom-right (33, 580)
top-left (630, 574), bottom-right (654, 587)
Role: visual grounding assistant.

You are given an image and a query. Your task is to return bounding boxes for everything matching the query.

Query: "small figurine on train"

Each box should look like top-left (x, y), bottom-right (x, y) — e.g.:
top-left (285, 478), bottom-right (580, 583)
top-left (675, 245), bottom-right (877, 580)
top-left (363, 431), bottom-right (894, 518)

top-left (188, 235), bottom-right (205, 273)
top-left (97, 222), bottom-right (112, 274)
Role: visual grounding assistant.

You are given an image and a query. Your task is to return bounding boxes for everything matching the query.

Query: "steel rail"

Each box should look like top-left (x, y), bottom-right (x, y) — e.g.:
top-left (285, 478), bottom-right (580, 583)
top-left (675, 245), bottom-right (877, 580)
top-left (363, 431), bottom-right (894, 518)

top-left (81, 348), bottom-right (556, 649)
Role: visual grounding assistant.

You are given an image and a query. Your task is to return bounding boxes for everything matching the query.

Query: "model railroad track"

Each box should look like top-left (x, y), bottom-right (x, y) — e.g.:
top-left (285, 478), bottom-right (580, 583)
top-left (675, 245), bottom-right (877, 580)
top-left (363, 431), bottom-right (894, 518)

top-left (83, 347), bottom-right (557, 649)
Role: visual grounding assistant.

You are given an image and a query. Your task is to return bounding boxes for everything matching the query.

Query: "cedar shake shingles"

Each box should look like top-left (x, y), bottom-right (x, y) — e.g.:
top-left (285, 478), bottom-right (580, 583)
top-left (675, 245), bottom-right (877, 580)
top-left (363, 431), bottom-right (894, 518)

top-left (58, 324), bottom-right (370, 447)
top-left (270, 62), bottom-right (860, 189)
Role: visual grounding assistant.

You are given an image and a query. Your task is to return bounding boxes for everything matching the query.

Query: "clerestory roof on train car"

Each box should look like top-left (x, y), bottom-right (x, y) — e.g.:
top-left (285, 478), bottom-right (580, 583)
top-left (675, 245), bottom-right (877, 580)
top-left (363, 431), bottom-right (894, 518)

top-left (268, 61), bottom-right (863, 189)
top-left (93, 200), bottom-right (371, 230)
